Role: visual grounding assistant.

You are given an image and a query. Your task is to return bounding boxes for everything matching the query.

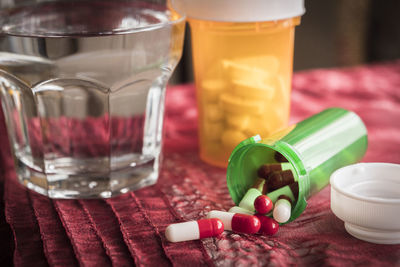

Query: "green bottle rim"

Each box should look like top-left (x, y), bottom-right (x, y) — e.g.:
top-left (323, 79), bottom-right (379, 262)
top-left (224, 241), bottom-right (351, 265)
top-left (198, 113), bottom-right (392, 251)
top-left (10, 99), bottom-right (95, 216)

top-left (227, 140), bottom-right (308, 223)
top-left (227, 108), bottom-right (368, 223)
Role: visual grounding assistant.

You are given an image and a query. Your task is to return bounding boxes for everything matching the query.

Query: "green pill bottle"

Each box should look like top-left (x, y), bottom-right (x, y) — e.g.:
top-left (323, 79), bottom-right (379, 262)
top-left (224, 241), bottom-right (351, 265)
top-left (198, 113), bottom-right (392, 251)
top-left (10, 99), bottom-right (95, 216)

top-left (227, 108), bottom-right (368, 223)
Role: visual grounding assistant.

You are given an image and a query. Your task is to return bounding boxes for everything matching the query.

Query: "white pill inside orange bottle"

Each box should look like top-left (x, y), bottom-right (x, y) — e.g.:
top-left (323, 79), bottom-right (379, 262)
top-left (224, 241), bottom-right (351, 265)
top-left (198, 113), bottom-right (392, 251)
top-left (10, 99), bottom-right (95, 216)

top-left (165, 218), bottom-right (224, 242)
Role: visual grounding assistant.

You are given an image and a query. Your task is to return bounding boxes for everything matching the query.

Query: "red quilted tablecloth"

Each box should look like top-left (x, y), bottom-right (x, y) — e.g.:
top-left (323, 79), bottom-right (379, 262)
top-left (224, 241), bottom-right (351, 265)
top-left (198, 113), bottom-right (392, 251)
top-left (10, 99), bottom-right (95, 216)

top-left (1, 61), bottom-right (400, 266)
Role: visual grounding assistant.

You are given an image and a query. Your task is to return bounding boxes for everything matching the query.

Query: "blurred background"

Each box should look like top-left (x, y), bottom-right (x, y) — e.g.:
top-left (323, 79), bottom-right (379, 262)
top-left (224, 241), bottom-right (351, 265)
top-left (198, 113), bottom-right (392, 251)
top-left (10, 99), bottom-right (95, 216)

top-left (170, 0), bottom-right (400, 84)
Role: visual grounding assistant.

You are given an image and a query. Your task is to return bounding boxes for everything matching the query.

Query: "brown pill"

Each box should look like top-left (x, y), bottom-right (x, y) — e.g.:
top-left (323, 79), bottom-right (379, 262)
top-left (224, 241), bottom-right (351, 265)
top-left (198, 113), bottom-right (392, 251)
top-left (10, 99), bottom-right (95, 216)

top-left (257, 164), bottom-right (282, 179)
top-left (252, 177), bottom-right (264, 190)
top-left (274, 152), bottom-right (288, 162)
top-left (289, 182), bottom-right (299, 200)
top-left (252, 177), bottom-right (268, 194)
top-left (277, 195), bottom-right (293, 204)
top-left (262, 183), bottom-right (269, 195)
top-left (267, 170), bottom-right (295, 191)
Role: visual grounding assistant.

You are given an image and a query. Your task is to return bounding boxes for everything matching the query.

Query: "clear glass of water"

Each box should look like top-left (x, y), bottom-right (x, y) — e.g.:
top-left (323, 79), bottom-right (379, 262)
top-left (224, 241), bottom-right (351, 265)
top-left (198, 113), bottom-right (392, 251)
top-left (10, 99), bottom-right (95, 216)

top-left (0, 0), bottom-right (185, 198)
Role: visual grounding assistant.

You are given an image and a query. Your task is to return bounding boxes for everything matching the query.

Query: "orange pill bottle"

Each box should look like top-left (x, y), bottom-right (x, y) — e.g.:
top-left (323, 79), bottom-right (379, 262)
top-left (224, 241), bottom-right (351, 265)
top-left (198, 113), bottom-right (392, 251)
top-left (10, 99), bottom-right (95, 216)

top-left (173, 0), bottom-right (305, 167)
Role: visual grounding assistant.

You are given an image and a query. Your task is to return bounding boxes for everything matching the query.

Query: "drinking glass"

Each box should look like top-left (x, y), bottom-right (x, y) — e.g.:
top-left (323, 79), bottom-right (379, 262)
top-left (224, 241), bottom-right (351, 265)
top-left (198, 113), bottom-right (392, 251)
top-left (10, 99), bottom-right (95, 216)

top-left (0, 0), bottom-right (185, 198)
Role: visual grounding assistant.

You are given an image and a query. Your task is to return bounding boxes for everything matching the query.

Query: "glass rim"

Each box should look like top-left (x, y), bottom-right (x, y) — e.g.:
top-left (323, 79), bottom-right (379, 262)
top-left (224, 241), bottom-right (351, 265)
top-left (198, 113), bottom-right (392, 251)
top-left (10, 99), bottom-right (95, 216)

top-left (0, 6), bottom-right (186, 38)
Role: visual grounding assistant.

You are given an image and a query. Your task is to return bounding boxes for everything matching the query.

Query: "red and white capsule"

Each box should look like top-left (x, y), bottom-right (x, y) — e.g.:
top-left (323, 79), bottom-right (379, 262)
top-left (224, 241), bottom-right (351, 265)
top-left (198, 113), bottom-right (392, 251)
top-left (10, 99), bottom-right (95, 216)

top-left (254, 195), bottom-right (273, 215)
top-left (207, 210), bottom-right (260, 234)
top-left (273, 198), bottom-right (292, 223)
top-left (165, 218), bottom-right (224, 242)
top-left (255, 214), bottom-right (279, 236)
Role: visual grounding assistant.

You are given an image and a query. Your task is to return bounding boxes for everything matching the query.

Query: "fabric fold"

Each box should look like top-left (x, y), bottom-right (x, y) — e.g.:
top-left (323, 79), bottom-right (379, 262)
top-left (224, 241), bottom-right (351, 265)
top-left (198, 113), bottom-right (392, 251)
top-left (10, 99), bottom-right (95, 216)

top-left (106, 192), bottom-right (172, 266)
top-left (80, 199), bottom-right (134, 266)
top-left (29, 192), bottom-right (78, 266)
top-left (4, 176), bottom-right (48, 266)
top-left (54, 200), bottom-right (111, 266)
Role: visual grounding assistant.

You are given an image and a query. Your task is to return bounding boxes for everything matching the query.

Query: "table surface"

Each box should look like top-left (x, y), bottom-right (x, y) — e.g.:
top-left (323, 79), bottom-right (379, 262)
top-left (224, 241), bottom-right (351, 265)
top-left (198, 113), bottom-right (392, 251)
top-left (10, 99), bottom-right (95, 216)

top-left (1, 61), bottom-right (400, 266)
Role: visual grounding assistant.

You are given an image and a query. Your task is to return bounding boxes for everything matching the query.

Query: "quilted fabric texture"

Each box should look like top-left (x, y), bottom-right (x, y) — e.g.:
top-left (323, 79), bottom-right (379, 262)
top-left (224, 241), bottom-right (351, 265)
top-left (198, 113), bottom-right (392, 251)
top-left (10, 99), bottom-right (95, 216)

top-left (1, 61), bottom-right (400, 266)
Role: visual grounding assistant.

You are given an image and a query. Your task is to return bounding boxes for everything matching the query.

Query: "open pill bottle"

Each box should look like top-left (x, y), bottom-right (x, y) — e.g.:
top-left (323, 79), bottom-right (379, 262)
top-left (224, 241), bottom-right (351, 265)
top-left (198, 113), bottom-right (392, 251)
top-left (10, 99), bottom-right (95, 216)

top-left (172, 0), bottom-right (305, 167)
top-left (227, 108), bottom-right (368, 222)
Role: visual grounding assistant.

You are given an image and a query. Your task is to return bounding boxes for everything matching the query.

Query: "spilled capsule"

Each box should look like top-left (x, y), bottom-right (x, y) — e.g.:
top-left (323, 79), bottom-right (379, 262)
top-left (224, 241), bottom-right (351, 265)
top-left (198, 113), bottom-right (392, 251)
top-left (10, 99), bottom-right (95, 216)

top-left (254, 195), bottom-right (273, 215)
top-left (255, 214), bottom-right (279, 236)
top-left (228, 206), bottom-right (255, 215)
top-left (273, 197), bottom-right (292, 223)
top-left (165, 218), bottom-right (224, 242)
top-left (238, 188), bottom-right (261, 211)
top-left (207, 210), bottom-right (260, 234)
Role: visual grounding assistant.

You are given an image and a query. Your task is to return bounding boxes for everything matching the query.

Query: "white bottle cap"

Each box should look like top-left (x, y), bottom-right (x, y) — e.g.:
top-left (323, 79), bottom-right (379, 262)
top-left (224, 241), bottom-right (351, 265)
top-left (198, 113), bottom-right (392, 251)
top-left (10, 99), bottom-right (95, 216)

top-left (330, 163), bottom-right (400, 244)
top-left (171, 0), bottom-right (305, 22)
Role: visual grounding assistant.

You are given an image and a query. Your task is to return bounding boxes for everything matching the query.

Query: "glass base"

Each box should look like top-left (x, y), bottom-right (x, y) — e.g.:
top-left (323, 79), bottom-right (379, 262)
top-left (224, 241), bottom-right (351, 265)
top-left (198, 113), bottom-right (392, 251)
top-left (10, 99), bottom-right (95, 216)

top-left (15, 155), bottom-right (159, 199)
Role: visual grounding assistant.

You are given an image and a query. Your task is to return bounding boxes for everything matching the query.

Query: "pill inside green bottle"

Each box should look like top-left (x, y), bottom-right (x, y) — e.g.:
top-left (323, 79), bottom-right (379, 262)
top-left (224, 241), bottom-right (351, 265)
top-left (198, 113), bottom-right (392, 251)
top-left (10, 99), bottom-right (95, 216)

top-left (227, 108), bottom-right (368, 223)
